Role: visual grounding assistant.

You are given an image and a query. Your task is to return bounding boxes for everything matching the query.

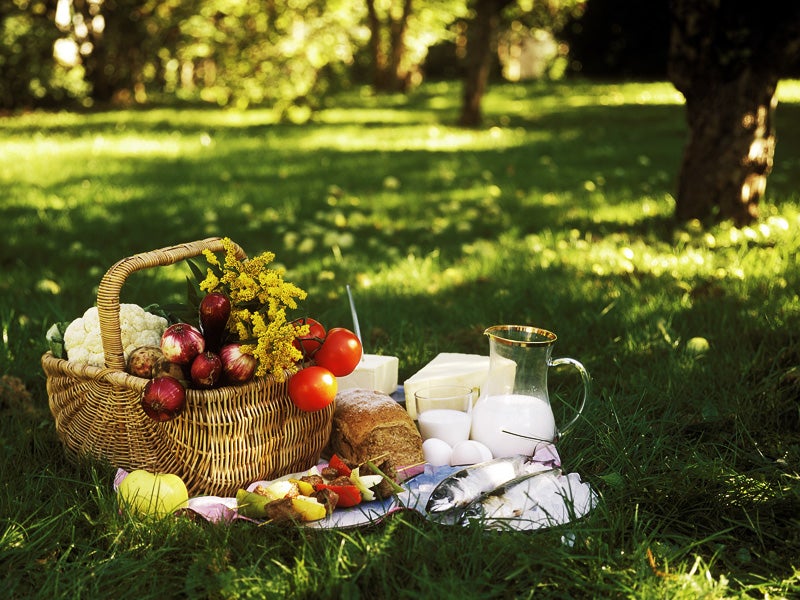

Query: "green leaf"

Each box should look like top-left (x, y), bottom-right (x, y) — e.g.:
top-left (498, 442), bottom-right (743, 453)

top-left (186, 258), bottom-right (207, 286)
top-left (45, 321), bottom-right (70, 359)
top-left (156, 302), bottom-right (194, 325)
top-left (598, 472), bottom-right (625, 489)
top-left (186, 276), bottom-right (200, 306)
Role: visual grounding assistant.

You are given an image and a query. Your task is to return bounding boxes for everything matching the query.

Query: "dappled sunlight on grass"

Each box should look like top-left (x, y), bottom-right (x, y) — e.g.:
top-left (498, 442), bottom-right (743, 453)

top-left (346, 205), bottom-right (799, 319)
top-left (483, 80), bottom-right (687, 115)
top-left (544, 85), bottom-right (685, 109)
top-left (293, 122), bottom-right (533, 152)
top-left (0, 107), bottom-right (281, 133)
top-left (315, 107), bottom-right (436, 125)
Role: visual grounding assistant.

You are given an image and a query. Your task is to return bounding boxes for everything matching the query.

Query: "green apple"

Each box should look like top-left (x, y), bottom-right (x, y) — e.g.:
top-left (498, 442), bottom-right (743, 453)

top-left (685, 336), bottom-right (710, 357)
top-left (117, 470), bottom-right (189, 518)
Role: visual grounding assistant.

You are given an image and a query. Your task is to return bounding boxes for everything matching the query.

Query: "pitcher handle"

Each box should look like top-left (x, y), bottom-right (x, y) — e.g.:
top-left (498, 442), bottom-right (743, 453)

top-left (548, 357), bottom-right (591, 436)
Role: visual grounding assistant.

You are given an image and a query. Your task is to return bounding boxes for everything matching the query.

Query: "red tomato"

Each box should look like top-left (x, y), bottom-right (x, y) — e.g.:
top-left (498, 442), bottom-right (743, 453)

top-left (288, 366), bottom-right (337, 412)
top-left (314, 328), bottom-right (362, 377)
top-left (291, 317), bottom-right (327, 359)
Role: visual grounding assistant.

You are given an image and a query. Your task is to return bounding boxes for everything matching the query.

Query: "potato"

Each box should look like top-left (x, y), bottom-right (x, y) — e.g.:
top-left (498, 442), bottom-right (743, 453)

top-left (127, 346), bottom-right (165, 378)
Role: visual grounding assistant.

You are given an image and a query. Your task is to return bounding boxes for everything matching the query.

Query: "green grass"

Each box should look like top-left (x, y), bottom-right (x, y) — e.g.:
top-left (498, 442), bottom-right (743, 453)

top-left (2, 78), bottom-right (800, 598)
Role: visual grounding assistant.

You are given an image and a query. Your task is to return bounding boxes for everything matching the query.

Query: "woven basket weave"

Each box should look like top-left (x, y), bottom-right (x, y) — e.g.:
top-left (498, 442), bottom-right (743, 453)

top-left (41, 237), bottom-right (334, 497)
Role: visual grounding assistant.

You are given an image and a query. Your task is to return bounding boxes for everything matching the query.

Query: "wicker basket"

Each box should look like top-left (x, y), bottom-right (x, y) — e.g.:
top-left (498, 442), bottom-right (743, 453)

top-left (41, 237), bottom-right (334, 497)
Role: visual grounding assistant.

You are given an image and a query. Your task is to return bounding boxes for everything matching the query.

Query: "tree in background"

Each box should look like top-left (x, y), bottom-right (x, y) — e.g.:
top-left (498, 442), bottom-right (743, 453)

top-left (366, 0), bottom-right (413, 92)
top-left (64, 0), bottom-right (185, 104)
top-left (6, 0), bottom-right (575, 116)
top-left (39, 0), bottom-right (368, 114)
top-left (365, 0), bottom-right (468, 93)
top-left (1, 0), bottom-right (74, 110)
top-left (156, 0), bottom-right (369, 115)
top-left (458, 0), bottom-right (514, 127)
top-left (458, 0), bottom-right (582, 127)
top-left (48, 0), bottom-right (193, 106)
top-left (668, 0), bottom-right (800, 225)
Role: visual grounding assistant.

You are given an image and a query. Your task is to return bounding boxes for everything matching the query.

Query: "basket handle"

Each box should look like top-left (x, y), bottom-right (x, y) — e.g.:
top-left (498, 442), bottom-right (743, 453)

top-left (96, 237), bottom-right (247, 372)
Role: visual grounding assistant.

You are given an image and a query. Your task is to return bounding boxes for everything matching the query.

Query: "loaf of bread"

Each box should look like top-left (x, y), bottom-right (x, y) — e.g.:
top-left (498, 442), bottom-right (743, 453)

top-left (327, 388), bottom-right (424, 483)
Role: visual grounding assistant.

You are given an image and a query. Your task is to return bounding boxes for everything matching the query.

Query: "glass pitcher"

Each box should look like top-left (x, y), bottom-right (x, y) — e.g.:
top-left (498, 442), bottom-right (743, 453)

top-left (470, 325), bottom-right (591, 457)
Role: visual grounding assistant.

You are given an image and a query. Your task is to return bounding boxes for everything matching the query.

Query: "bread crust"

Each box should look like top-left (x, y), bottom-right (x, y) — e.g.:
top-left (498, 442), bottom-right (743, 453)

top-left (328, 389), bottom-right (424, 471)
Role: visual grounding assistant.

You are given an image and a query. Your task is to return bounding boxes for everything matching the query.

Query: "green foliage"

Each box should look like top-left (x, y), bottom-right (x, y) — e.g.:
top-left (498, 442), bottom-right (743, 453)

top-left (2, 0), bottom-right (588, 112)
top-left (0, 0), bottom-right (79, 109)
top-left (174, 0), bottom-right (367, 113)
top-left (1, 80), bottom-right (799, 597)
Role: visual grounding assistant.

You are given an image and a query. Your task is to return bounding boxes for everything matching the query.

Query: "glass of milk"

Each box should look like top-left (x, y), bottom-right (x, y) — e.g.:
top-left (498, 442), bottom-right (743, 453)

top-left (415, 385), bottom-right (474, 447)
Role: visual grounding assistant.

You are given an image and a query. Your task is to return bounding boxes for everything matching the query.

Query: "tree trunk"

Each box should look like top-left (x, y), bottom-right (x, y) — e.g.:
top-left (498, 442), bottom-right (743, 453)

top-left (668, 0), bottom-right (800, 225)
top-left (673, 71), bottom-right (777, 226)
top-left (459, 0), bottom-right (509, 127)
top-left (387, 0), bottom-right (413, 93)
top-left (365, 0), bottom-right (388, 91)
top-left (367, 0), bottom-right (413, 93)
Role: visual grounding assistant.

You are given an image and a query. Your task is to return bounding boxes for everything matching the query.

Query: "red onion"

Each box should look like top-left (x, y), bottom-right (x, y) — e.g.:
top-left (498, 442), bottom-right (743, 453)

top-left (220, 343), bottom-right (257, 384)
top-left (199, 292), bottom-right (231, 351)
top-left (161, 323), bottom-right (205, 365)
top-left (141, 376), bottom-right (186, 421)
top-left (190, 351), bottom-right (222, 389)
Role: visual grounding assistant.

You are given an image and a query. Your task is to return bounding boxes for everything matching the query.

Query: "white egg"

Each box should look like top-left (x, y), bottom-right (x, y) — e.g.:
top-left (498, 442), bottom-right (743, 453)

top-left (422, 438), bottom-right (453, 466)
top-left (450, 440), bottom-right (493, 466)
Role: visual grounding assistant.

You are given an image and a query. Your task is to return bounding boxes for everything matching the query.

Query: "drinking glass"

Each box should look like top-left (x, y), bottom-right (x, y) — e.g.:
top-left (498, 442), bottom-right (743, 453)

top-left (415, 385), bottom-right (474, 447)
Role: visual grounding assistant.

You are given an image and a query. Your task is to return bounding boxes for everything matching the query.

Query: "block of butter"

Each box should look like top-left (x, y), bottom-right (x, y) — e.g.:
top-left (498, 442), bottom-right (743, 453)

top-left (336, 354), bottom-right (399, 395)
top-left (403, 353), bottom-right (491, 419)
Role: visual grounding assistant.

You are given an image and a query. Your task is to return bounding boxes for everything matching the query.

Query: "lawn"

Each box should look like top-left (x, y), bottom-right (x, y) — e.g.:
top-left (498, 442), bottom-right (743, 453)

top-left (1, 78), bottom-right (799, 598)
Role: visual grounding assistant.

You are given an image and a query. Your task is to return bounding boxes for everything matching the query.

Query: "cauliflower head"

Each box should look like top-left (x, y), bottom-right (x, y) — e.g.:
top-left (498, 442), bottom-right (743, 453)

top-left (64, 304), bottom-right (168, 366)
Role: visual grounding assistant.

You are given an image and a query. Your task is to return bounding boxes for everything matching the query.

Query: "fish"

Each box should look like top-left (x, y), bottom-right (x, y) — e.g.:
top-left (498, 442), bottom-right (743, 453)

top-left (460, 469), bottom-right (596, 531)
top-left (425, 454), bottom-right (554, 518)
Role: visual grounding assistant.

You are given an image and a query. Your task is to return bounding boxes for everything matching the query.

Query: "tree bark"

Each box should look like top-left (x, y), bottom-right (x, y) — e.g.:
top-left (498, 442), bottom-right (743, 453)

top-left (672, 72), bottom-right (776, 226)
top-left (365, 0), bottom-right (388, 90)
top-left (668, 0), bottom-right (800, 225)
top-left (387, 0), bottom-right (413, 92)
top-left (459, 0), bottom-right (511, 127)
top-left (458, 1), bottom-right (492, 127)
top-left (366, 0), bottom-right (413, 93)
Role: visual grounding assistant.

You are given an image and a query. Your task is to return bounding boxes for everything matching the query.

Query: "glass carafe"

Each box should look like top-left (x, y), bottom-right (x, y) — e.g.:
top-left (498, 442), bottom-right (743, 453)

top-left (470, 325), bottom-right (591, 457)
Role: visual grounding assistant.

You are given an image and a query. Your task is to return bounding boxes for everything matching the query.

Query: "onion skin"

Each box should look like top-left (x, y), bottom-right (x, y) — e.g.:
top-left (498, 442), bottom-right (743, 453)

top-left (199, 292), bottom-right (231, 352)
top-left (220, 343), bottom-right (257, 384)
top-left (161, 323), bottom-right (205, 365)
top-left (141, 376), bottom-right (186, 421)
top-left (190, 351), bottom-right (222, 389)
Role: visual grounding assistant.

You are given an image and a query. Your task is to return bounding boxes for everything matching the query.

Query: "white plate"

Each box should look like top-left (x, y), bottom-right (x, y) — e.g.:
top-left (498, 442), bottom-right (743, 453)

top-left (181, 461), bottom-right (596, 531)
top-left (303, 496), bottom-right (398, 529)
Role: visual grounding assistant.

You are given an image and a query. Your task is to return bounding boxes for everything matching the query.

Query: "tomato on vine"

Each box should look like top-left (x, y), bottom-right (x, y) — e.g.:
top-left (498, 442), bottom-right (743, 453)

top-left (314, 327), bottom-right (362, 377)
top-left (291, 317), bottom-right (326, 360)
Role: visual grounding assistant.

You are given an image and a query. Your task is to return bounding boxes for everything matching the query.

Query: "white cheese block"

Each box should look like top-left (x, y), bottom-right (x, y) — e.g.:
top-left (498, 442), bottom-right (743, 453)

top-left (336, 354), bottom-right (399, 395)
top-left (403, 353), bottom-right (491, 419)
